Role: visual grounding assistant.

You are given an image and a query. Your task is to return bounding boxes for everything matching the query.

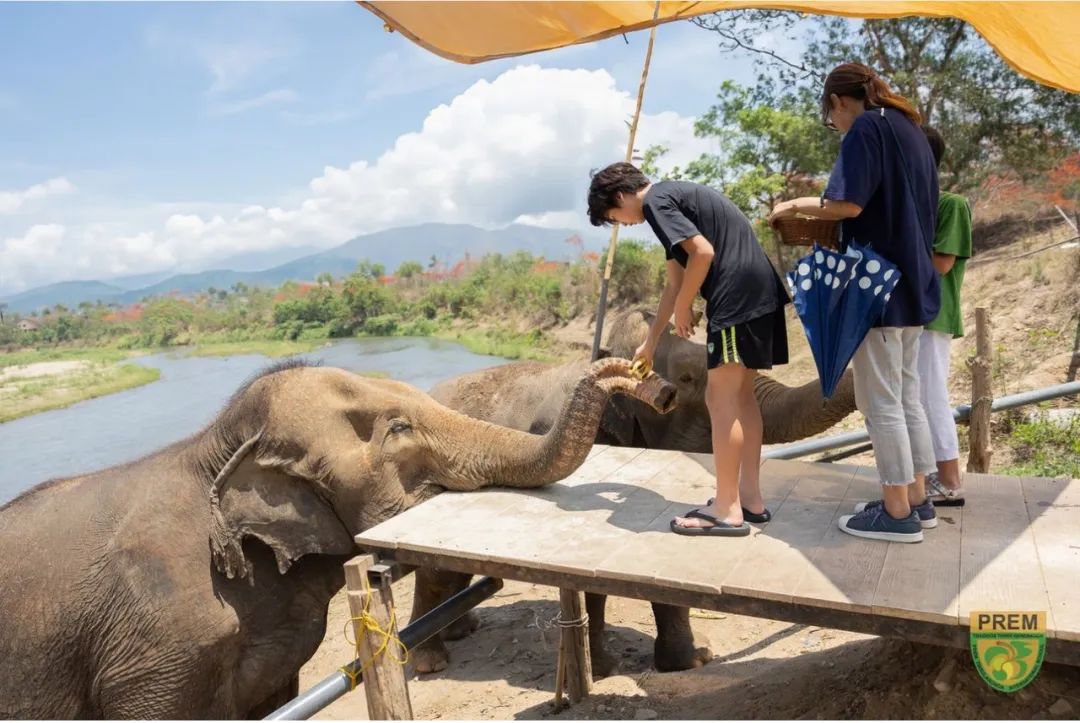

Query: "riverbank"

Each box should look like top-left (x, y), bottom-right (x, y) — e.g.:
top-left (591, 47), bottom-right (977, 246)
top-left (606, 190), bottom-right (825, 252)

top-left (0, 356), bottom-right (160, 423)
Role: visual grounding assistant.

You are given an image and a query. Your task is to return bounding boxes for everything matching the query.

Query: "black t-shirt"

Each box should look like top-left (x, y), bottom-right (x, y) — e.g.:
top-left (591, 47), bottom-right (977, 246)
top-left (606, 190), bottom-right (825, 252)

top-left (642, 180), bottom-right (790, 331)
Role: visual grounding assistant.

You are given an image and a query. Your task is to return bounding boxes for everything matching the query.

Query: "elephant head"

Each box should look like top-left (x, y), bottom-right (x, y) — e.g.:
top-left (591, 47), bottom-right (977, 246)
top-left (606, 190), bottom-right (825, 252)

top-left (602, 307), bottom-right (856, 451)
top-left (197, 358), bottom-right (676, 580)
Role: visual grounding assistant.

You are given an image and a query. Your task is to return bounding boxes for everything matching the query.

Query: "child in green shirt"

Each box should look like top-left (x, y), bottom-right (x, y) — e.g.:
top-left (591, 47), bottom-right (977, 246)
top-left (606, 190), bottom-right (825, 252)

top-left (918, 126), bottom-right (973, 506)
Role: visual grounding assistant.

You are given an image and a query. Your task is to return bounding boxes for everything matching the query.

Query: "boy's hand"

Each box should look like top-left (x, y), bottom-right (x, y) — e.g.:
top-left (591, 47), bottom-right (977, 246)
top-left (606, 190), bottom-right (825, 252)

top-left (674, 303), bottom-right (697, 339)
top-left (633, 340), bottom-right (655, 372)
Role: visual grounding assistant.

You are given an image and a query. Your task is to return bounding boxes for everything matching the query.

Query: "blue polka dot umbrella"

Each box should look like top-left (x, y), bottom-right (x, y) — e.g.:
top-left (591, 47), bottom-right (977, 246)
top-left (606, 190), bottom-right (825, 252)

top-left (786, 242), bottom-right (902, 399)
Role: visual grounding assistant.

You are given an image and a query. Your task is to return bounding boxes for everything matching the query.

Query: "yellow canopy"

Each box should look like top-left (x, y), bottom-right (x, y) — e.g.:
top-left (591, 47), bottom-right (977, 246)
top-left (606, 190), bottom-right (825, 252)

top-left (360, 1), bottom-right (1080, 93)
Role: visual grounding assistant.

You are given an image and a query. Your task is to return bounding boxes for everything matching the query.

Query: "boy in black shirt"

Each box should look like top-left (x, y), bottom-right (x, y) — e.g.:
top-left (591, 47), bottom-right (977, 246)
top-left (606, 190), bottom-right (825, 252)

top-left (588, 162), bottom-right (790, 536)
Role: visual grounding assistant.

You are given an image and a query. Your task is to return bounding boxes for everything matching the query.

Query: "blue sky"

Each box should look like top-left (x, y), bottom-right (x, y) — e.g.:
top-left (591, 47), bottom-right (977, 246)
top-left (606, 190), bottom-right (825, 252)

top-left (0, 2), bottom-right (807, 294)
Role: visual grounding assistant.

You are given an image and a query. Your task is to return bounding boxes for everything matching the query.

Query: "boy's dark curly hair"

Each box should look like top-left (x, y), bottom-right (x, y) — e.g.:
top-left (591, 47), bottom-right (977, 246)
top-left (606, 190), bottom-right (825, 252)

top-left (587, 162), bottom-right (650, 227)
top-left (922, 125), bottom-right (946, 168)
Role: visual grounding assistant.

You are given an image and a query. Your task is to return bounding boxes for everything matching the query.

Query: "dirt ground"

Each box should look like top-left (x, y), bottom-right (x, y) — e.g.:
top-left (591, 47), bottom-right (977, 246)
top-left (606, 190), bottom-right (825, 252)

top-left (302, 578), bottom-right (1080, 720)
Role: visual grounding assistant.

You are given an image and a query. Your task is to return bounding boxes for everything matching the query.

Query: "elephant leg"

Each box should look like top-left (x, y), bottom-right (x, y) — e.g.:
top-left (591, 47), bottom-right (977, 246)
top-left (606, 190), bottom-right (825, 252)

top-left (652, 603), bottom-right (713, 672)
top-left (246, 674), bottom-right (299, 719)
top-left (409, 567), bottom-right (475, 674)
top-left (585, 592), bottom-right (618, 678)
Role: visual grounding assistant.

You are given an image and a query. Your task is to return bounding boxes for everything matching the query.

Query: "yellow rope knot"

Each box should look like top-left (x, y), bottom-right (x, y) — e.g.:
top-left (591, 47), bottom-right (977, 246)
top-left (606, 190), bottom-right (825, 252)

top-left (339, 575), bottom-right (409, 691)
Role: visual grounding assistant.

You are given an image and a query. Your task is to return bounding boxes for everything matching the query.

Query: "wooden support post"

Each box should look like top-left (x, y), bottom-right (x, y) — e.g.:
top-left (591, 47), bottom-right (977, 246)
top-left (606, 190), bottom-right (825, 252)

top-left (344, 555), bottom-right (413, 721)
top-left (967, 307), bottom-right (994, 473)
top-left (557, 589), bottom-right (592, 704)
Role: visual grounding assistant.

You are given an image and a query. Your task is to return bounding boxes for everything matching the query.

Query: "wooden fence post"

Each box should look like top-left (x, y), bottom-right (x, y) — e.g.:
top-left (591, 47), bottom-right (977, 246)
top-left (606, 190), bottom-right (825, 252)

top-left (556, 589), bottom-right (592, 705)
top-left (344, 555), bottom-right (413, 720)
top-left (967, 307), bottom-right (994, 473)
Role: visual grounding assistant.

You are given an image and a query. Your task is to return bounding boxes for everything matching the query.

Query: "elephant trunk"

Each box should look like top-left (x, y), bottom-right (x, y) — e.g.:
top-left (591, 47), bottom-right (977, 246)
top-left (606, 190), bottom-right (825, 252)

top-left (432, 358), bottom-right (676, 491)
top-left (755, 370), bottom-right (857, 445)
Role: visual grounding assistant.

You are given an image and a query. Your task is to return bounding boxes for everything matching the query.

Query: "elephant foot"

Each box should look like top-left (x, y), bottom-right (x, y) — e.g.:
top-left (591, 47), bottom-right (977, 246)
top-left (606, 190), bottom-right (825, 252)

top-left (441, 610), bottom-right (480, 641)
top-left (653, 632), bottom-right (713, 672)
top-left (590, 644), bottom-right (620, 679)
top-left (411, 639), bottom-right (450, 674)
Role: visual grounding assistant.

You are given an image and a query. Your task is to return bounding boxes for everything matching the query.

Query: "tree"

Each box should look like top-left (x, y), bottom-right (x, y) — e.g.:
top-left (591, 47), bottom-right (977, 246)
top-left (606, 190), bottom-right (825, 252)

top-left (316, 272), bottom-right (335, 287)
top-left (0, 302), bottom-right (6, 325)
top-left (354, 260), bottom-right (385, 281)
top-left (396, 260), bottom-right (423, 279)
top-left (342, 271), bottom-right (394, 328)
top-left (692, 12), bottom-right (1080, 193)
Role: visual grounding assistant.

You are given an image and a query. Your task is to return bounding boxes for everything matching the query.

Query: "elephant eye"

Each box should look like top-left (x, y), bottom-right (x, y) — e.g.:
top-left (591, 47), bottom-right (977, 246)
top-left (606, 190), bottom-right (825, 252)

top-left (389, 420), bottom-right (412, 435)
top-left (679, 373), bottom-right (694, 384)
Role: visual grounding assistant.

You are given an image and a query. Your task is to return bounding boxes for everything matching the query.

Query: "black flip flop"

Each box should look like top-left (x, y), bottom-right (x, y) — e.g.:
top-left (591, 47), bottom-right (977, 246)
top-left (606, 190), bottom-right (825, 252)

top-left (706, 498), bottom-right (772, 524)
top-left (670, 509), bottom-right (751, 537)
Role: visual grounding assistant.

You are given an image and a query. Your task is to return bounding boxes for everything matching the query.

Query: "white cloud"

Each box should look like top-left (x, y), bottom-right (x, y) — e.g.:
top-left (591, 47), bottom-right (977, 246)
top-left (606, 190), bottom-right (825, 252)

top-left (0, 177), bottom-right (76, 215)
top-left (1, 65), bottom-right (712, 294)
top-left (208, 88), bottom-right (299, 116)
top-left (199, 41), bottom-right (282, 95)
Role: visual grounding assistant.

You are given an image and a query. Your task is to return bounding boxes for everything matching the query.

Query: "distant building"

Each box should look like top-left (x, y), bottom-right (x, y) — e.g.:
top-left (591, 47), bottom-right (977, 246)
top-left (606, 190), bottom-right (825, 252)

top-left (17, 319), bottom-right (39, 332)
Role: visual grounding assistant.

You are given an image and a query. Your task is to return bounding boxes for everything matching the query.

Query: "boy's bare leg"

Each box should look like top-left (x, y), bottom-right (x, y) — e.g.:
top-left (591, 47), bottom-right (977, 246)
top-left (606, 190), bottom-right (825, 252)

top-left (737, 369), bottom-right (766, 515)
top-left (673, 364), bottom-right (746, 529)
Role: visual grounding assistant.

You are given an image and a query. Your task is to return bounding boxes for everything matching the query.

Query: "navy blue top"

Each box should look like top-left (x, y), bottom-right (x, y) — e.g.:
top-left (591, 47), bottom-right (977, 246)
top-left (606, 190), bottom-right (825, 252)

top-left (824, 107), bottom-right (941, 328)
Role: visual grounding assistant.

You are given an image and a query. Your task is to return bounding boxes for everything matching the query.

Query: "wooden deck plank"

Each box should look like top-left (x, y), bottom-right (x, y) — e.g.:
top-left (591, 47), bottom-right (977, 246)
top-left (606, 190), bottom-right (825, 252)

top-left (722, 465), bottom-right (855, 602)
top-left (590, 453), bottom-right (808, 595)
top-left (1022, 475), bottom-right (1080, 642)
top-left (523, 450), bottom-right (689, 575)
top-left (958, 473), bottom-right (1052, 624)
top-left (790, 466), bottom-right (889, 614)
top-left (873, 504), bottom-right (963, 625)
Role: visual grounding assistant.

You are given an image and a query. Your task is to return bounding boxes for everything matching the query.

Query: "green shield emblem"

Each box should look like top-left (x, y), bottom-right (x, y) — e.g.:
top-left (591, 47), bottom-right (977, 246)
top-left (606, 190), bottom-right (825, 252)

top-left (970, 611), bottom-right (1046, 692)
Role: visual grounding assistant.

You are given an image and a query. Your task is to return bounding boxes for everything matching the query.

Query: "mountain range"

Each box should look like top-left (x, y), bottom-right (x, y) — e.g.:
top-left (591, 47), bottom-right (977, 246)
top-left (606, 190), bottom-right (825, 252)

top-left (1, 223), bottom-right (595, 313)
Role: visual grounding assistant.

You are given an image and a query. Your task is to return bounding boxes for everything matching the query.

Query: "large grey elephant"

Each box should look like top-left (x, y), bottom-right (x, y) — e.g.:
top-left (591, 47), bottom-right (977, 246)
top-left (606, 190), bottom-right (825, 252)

top-left (0, 358), bottom-right (674, 719)
top-left (414, 307), bottom-right (857, 676)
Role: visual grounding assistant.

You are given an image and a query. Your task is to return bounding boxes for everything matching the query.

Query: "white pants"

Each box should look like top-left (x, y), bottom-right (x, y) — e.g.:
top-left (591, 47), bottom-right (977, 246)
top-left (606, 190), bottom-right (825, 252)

top-left (852, 327), bottom-right (937, 486)
top-left (918, 329), bottom-right (960, 462)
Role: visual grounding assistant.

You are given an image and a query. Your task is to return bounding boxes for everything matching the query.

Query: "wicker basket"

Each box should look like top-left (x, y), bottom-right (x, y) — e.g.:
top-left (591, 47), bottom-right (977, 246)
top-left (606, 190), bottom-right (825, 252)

top-left (775, 216), bottom-right (840, 249)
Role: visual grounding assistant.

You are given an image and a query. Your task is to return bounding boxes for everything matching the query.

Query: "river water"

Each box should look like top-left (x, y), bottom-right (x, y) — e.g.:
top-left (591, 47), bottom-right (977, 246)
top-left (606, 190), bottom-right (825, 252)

top-left (0, 337), bottom-right (508, 505)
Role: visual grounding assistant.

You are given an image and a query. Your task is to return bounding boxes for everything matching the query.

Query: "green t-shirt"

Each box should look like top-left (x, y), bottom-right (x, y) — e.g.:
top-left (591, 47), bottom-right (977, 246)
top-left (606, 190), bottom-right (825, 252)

top-left (925, 192), bottom-right (973, 338)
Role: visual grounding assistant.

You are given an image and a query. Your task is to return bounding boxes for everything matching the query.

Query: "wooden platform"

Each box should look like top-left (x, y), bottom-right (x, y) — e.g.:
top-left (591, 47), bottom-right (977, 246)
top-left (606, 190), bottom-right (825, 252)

top-left (356, 446), bottom-right (1080, 665)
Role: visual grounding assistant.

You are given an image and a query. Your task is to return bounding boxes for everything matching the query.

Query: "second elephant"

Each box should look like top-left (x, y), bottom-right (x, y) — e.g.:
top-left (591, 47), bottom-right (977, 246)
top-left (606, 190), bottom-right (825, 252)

top-left (414, 307), bottom-right (857, 675)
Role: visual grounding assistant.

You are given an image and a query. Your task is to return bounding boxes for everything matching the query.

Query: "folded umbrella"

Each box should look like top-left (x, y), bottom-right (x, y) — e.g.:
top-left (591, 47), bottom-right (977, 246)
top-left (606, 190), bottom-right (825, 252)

top-left (786, 242), bottom-right (901, 399)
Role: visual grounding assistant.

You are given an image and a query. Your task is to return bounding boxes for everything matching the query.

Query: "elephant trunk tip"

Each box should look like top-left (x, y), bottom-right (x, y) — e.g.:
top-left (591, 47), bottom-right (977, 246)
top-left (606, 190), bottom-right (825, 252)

top-left (593, 357), bottom-right (678, 415)
top-left (640, 375), bottom-right (678, 414)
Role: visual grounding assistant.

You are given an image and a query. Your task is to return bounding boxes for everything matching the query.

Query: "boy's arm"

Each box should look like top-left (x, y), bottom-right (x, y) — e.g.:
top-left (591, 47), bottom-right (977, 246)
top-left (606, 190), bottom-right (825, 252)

top-left (933, 253), bottom-right (956, 275)
top-left (673, 235), bottom-right (714, 337)
top-left (643, 261), bottom-right (684, 352)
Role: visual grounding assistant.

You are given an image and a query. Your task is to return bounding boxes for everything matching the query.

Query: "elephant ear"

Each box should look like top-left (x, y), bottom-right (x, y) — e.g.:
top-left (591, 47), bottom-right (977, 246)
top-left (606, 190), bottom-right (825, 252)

top-left (210, 450), bottom-right (354, 580)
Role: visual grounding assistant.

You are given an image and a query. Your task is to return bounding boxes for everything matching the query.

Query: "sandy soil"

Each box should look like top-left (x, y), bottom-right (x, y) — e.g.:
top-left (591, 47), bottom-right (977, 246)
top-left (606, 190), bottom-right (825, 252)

top-left (0, 360), bottom-right (89, 382)
top-left (302, 578), bottom-right (1080, 720)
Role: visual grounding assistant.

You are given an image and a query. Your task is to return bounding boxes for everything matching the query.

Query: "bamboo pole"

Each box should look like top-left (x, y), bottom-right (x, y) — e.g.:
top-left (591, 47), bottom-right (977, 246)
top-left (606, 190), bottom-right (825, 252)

top-left (590, 1), bottom-right (661, 361)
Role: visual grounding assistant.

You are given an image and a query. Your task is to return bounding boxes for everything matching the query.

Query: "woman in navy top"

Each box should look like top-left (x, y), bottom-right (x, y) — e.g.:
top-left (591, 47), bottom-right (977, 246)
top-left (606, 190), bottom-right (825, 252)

top-left (770, 63), bottom-right (940, 544)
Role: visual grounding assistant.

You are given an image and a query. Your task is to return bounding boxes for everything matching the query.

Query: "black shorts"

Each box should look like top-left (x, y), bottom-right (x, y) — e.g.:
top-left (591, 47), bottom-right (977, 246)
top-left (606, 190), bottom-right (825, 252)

top-left (707, 308), bottom-right (789, 370)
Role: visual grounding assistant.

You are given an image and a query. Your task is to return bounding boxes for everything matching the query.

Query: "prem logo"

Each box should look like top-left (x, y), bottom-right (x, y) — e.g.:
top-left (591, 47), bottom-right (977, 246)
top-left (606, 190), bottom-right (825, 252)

top-left (970, 611), bottom-right (1046, 692)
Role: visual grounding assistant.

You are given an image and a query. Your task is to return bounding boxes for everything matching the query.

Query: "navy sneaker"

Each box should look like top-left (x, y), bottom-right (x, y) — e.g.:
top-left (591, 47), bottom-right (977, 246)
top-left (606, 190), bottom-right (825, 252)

top-left (838, 505), bottom-right (923, 543)
top-left (854, 498), bottom-right (937, 529)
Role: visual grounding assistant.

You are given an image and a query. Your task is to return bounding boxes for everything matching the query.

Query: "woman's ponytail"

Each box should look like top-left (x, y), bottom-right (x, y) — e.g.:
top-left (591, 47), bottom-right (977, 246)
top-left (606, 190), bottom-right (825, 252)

top-left (822, 62), bottom-right (922, 126)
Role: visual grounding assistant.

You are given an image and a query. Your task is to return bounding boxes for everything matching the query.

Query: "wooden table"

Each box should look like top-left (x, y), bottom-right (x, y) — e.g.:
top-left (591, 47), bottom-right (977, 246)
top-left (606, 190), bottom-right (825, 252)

top-left (353, 445), bottom-right (1080, 714)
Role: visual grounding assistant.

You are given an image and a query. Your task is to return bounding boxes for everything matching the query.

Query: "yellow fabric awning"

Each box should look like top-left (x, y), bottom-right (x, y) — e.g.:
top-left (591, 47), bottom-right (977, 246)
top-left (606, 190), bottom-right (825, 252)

top-left (360, 1), bottom-right (1080, 93)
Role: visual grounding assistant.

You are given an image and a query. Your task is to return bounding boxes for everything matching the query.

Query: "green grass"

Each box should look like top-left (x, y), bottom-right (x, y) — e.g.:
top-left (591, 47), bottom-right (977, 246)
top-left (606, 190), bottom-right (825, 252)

top-left (186, 339), bottom-right (326, 358)
top-left (437, 328), bottom-right (561, 362)
top-left (1002, 413), bottom-right (1080, 478)
top-left (0, 362), bottom-right (161, 424)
